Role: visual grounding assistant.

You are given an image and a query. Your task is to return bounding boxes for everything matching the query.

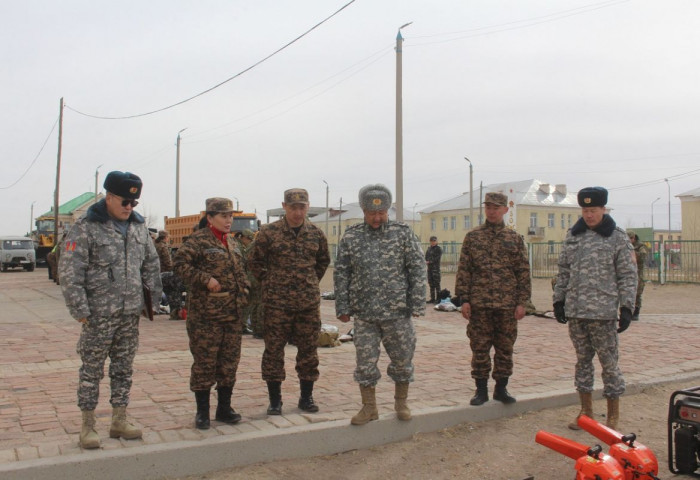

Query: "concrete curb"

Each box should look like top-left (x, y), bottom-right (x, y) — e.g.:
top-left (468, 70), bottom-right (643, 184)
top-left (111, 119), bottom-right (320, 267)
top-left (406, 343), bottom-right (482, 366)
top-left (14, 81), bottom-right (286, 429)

top-left (4, 371), bottom-right (700, 480)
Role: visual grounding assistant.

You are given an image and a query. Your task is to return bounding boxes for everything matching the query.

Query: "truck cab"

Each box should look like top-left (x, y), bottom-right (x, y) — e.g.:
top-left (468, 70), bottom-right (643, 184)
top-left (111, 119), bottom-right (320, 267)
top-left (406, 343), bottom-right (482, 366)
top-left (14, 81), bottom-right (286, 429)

top-left (0, 236), bottom-right (36, 272)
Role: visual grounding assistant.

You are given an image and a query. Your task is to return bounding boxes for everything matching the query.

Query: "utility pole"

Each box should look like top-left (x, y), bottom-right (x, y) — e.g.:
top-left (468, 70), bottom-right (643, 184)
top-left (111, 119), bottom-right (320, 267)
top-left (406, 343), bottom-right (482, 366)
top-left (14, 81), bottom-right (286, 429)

top-left (323, 180), bottom-right (329, 239)
top-left (395, 22), bottom-right (412, 222)
top-left (94, 164), bottom-right (103, 204)
top-left (175, 128), bottom-right (187, 217)
top-left (30, 201), bottom-right (36, 237)
top-left (465, 157), bottom-right (473, 230)
top-left (54, 98), bottom-right (63, 242)
top-left (337, 197), bottom-right (343, 247)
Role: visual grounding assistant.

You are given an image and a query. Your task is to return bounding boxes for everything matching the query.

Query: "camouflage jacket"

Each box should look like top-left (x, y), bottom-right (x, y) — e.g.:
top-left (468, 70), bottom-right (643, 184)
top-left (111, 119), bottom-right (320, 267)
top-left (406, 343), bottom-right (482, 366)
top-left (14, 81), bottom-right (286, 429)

top-left (425, 244), bottom-right (442, 271)
top-left (553, 215), bottom-right (637, 320)
top-left (631, 240), bottom-right (649, 277)
top-left (173, 227), bottom-right (250, 322)
top-left (454, 221), bottom-right (531, 309)
top-left (334, 221), bottom-right (426, 320)
top-left (248, 218), bottom-right (330, 311)
top-left (59, 199), bottom-right (162, 321)
top-left (154, 240), bottom-right (173, 273)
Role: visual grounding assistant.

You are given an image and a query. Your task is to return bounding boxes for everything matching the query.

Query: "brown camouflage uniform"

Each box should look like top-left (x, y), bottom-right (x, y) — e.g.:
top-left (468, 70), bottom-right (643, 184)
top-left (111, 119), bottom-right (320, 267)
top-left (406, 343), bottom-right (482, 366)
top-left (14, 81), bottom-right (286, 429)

top-left (455, 221), bottom-right (531, 380)
top-left (248, 218), bottom-right (330, 382)
top-left (173, 226), bottom-right (250, 391)
top-left (154, 239), bottom-right (173, 273)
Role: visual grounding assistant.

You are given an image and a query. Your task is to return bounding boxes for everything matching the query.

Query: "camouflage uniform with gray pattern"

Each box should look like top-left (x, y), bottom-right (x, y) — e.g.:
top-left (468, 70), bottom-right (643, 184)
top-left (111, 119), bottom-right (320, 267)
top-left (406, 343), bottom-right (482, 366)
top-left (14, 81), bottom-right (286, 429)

top-left (553, 223), bottom-right (637, 398)
top-left (334, 221), bottom-right (426, 386)
top-left (59, 199), bottom-right (162, 410)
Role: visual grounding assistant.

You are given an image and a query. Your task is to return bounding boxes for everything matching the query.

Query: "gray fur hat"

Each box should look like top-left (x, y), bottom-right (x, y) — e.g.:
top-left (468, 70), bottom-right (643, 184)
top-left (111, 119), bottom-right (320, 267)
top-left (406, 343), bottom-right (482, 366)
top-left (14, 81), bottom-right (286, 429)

top-left (359, 184), bottom-right (392, 211)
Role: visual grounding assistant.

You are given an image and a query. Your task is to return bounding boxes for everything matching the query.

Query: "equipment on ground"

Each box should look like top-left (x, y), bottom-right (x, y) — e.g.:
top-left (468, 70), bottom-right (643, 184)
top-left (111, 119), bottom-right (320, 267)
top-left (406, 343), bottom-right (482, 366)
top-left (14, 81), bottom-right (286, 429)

top-left (535, 430), bottom-right (625, 479)
top-left (668, 385), bottom-right (700, 476)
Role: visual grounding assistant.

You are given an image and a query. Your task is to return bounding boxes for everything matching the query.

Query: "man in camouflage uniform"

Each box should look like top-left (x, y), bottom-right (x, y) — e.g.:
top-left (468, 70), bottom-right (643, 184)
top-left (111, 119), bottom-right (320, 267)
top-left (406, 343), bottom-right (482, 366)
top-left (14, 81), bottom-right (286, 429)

top-left (237, 229), bottom-right (263, 338)
top-left (553, 187), bottom-right (637, 430)
top-left (334, 184), bottom-right (426, 425)
top-left (174, 198), bottom-right (250, 429)
top-left (455, 192), bottom-right (531, 406)
top-left (425, 236), bottom-right (442, 303)
top-left (59, 171), bottom-right (162, 449)
top-left (627, 230), bottom-right (648, 321)
top-left (248, 188), bottom-right (330, 416)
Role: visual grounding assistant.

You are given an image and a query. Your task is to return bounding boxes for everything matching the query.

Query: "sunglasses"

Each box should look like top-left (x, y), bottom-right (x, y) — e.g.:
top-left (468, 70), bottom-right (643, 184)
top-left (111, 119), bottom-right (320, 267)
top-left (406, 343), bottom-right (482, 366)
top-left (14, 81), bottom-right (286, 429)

top-left (110, 194), bottom-right (139, 208)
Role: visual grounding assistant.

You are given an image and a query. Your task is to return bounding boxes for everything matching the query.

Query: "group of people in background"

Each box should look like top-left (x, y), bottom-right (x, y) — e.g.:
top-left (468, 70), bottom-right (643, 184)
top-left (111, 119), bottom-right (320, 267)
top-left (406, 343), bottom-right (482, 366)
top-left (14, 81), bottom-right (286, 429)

top-left (55, 169), bottom-right (640, 450)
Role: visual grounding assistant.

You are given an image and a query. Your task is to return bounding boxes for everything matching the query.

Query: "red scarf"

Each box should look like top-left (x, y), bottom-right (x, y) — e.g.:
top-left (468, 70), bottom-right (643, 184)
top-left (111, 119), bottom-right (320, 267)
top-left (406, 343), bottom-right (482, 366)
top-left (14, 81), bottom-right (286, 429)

top-left (208, 224), bottom-right (228, 247)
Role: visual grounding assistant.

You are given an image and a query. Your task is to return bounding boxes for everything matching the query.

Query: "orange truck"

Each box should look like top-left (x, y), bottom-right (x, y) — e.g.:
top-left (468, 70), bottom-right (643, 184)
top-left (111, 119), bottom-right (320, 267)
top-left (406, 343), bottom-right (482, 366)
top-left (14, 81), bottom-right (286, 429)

top-left (164, 211), bottom-right (258, 249)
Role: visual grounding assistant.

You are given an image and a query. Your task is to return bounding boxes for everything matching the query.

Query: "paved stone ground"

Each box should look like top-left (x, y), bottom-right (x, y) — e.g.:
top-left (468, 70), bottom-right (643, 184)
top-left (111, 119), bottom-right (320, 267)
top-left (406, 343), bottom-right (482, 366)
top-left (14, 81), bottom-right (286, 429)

top-left (1, 269), bottom-right (699, 466)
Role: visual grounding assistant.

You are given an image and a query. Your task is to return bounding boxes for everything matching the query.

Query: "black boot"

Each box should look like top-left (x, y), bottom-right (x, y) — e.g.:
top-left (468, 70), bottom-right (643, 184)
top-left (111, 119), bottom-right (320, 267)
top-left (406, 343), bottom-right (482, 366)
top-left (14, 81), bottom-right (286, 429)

top-left (470, 378), bottom-right (488, 406)
top-left (298, 380), bottom-right (319, 412)
top-left (493, 378), bottom-right (516, 404)
top-left (266, 381), bottom-right (283, 415)
top-left (215, 385), bottom-right (241, 424)
top-left (632, 306), bottom-right (640, 321)
top-left (194, 390), bottom-right (210, 429)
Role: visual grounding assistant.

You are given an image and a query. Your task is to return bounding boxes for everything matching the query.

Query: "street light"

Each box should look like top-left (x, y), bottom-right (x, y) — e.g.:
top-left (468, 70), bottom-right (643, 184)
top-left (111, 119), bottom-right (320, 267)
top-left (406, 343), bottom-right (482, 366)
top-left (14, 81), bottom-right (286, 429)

top-left (232, 197), bottom-right (239, 210)
top-left (412, 202), bottom-right (418, 234)
top-left (29, 201), bottom-right (36, 237)
top-left (651, 197), bottom-right (660, 232)
top-left (94, 164), bottom-right (103, 204)
top-left (395, 21), bottom-right (412, 223)
top-left (323, 180), bottom-right (329, 239)
top-left (465, 157), bottom-right (474, 230)
top-left (665, 178), bottom-right (671, 235)
top-left (175, 128), bottom-right (187, 217)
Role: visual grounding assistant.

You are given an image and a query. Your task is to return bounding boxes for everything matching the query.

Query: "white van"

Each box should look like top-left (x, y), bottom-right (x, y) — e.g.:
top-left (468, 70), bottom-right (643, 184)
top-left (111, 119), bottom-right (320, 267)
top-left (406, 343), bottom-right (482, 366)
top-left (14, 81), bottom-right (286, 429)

top-left (0, 236), bottom-right (36, 272)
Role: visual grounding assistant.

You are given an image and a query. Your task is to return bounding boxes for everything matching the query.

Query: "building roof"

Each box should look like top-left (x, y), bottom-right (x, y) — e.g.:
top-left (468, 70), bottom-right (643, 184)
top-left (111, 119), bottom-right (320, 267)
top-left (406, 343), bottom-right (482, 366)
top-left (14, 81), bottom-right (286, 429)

top-left (311, 203), bottom-right (420, 223)
top-left (677, 187), bottom-right (700, 198)
top-left (39, 192), bottom-right (97, 217)
top-left (420, 179), bottom-right (579, 214)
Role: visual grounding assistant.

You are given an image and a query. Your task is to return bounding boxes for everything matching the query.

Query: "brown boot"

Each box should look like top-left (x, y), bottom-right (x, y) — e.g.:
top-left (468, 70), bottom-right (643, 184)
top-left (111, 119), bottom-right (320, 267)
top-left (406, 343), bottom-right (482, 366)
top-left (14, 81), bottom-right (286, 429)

top-left (568, 391), bottom-right (593, 430)
top-left (606, 397), bottom-right (619, 430)
top-left (80, 409), bottom-right (100, 449)
top-left (109, 406), bottom-right (142, 440)
top-left (351, 385), bottom-right (379, 425)
top-left (394, 382), bottom-right (411, 421)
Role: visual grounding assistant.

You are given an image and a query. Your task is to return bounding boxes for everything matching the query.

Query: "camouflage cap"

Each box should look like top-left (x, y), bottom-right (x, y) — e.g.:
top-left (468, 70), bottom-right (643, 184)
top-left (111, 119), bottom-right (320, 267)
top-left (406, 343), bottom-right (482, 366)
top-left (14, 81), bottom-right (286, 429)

top-left (284, 188), bottom-right (309, 205)
top-left (157, 230), bottom-right (168, 239)
top-left (627, 230), bottom-right (637, 241)
top-left (430, 236), bottom-right (437, 241)
top-left (359, 184), bottom-right (392, 211)
top-left (483, 192), bottom-right (508, 206)
top-left (205, 197), bottom-right (235, 213)
top-left (104, 171), bottom-right (142, 199)
top-left (577, 187), bottom-right (607, 207)
top-left (241, 228), bottom-right (255, 240)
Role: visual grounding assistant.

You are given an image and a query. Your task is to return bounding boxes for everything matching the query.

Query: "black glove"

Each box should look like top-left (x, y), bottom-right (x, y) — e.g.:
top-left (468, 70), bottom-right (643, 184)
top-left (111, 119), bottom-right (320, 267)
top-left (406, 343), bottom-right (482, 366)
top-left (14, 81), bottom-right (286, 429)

top-left (553, 301), bottom-right (567, 324)
top-left (618, 307), bottom-right (632, 333)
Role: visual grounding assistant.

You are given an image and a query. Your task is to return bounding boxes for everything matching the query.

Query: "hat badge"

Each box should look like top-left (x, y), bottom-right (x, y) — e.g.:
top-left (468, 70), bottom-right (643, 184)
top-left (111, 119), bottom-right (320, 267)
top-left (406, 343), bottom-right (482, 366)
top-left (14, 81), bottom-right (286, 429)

top-left (584, 197), bottom-right (591, 204)
top-left (372, 198), bottom-right (382, 206)
top-left (130, 187), bottom-right (138, 194)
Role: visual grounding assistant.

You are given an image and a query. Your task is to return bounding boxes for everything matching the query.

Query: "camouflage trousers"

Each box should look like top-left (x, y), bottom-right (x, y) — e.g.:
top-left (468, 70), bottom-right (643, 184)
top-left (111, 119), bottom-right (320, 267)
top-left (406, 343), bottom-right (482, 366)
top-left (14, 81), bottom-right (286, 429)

top-left (161, 272), bottom-right (186, 310)
top-left (635, 276), bottom-right (645, 310)
top-left (467, 307), bottom-right (518, 380)
top-left (243, 286), bottom-right (263, 335)
top-left (76, 313), bottom-right (139, 410)
top-left (427, 267), bottom-right (441, 289)
top-left (262, 306), bottom-right (320, 383)
top-left (568, 318), bottom-right (625, 398)
top-left (353, 316), bottom-right (416, 387)
top-left (186, 315), bottom-right (242, 391)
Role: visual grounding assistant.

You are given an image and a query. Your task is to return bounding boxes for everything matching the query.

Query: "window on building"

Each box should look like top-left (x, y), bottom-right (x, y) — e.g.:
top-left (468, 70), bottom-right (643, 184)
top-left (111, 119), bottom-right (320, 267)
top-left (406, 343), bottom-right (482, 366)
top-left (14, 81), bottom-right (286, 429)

top-left (431, 218), bottom-right (436, 231)
top-left (530, 213), bottom-right (538, 228)
top-left (548, 213), bottom-right (555, 228)
top-left (450, 216), bottom-right (456, 230)
top-left (463, 215), bottom-right (471, 229)
top-left (659, 234), bottom-right (664, 242)
top-left (332, 226), bottom-right (337, 236)
top-left (442, 217), bottom-right (448, 230)
top-left (548, 240), bottom-right (555, 254)
top-left (478, 214), bottom-right (483, 225)
top-left (561, 214), bottom-right (565, 229)
top-left (568, 214), bottom-right (572, 227)
top-left (668, 235), bottom-right (673, 241)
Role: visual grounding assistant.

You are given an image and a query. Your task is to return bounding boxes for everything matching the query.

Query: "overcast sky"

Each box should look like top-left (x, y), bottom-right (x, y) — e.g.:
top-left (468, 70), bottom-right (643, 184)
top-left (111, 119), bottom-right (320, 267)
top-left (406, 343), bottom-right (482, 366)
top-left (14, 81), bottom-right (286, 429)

top-left (2, 0), bottom-right (698, 237)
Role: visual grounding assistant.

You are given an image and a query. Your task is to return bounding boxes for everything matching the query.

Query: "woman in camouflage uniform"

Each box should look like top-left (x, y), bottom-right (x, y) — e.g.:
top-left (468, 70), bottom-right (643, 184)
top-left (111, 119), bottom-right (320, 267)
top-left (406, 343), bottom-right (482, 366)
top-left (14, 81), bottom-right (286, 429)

top-left (174, 198), bottom-right (250, 429)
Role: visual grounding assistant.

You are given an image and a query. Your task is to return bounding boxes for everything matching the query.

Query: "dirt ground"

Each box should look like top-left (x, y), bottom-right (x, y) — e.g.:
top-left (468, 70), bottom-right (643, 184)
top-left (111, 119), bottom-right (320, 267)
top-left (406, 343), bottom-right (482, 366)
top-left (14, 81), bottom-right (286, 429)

top-left (177, 278), bottom-right (700, 480)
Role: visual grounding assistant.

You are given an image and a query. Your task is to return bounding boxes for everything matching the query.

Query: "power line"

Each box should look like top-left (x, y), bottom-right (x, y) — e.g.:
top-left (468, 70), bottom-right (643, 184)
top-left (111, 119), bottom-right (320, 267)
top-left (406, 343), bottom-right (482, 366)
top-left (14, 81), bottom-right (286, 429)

top-left (64, 0), bottom-right (356, 120)
top-left (0, 117), bottom-right (59, 190)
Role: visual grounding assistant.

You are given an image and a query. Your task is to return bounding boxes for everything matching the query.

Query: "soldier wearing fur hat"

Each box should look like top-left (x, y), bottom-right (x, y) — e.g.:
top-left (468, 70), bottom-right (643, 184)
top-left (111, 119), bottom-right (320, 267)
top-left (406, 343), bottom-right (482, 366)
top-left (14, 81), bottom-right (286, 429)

top-left (248, 188), bottom-right (330, 416)
top-left (553, 186), bottom-right (637, 430)
top-left (173, 197), bottom-right (251, 429)
top-left (59, 170), bottom-right (162, 449)
top-left (455, 191), bottom-right (531, 407)
top-left (334, 184), bottom-right (426, 425)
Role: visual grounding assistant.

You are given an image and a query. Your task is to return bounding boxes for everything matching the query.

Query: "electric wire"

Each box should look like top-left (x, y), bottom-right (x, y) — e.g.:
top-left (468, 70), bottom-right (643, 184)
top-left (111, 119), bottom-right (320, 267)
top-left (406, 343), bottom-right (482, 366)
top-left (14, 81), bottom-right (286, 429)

top-left (0, 117), bottom-right (59, 190)
top-left (63, 0), bottom-right (356, 120)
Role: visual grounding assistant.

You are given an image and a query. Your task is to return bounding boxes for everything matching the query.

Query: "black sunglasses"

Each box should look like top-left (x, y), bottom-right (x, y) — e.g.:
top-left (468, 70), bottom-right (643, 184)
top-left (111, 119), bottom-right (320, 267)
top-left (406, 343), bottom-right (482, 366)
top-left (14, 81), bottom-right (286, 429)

top-left (121, 199), bottom-right (139, 208)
